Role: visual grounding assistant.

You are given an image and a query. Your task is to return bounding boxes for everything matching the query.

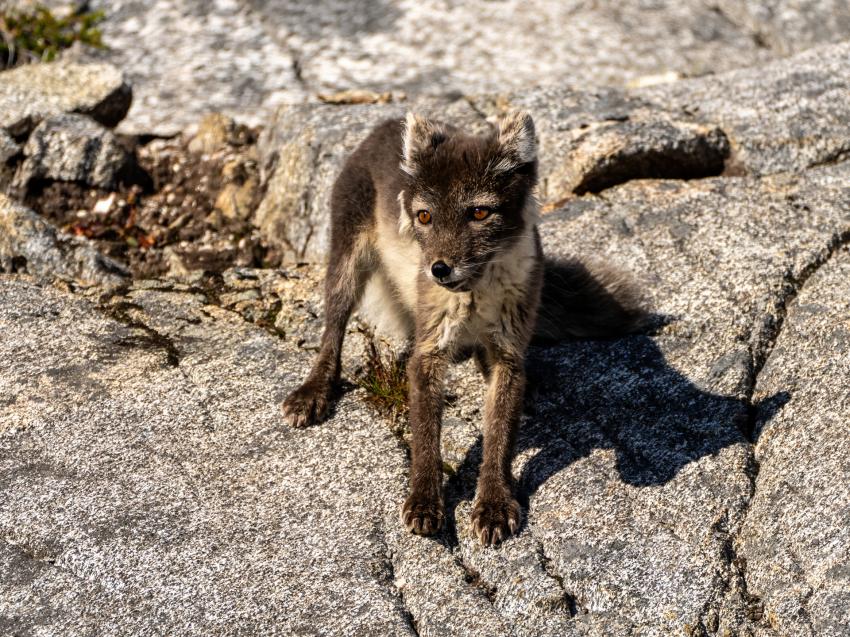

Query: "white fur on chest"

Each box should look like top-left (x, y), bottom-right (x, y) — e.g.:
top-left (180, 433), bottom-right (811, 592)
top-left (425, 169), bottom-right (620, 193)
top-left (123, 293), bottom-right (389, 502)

top-left (431, 230), bottom-right (538, 352)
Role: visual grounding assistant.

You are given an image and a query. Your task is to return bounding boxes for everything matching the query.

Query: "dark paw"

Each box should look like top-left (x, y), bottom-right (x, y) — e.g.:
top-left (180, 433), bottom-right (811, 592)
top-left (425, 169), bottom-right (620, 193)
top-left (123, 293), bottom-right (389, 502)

top-left (471, 496), bottom-right (521, 546)
top-left (282, 380), bottom-right (331, 428)
top-left (401, 493), bottom-right (444, 536)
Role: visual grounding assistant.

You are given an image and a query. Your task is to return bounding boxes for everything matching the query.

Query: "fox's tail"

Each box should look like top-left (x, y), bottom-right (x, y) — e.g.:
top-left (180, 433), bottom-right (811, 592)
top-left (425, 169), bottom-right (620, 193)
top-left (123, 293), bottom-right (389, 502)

top-left (533, 257), bottom-right (649, 342)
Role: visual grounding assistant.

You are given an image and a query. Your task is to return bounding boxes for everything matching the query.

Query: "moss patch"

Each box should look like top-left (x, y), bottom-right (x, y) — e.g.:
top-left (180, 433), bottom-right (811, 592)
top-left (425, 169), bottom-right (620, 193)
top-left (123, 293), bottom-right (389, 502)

top-left (1, 4), bottom-right (104, 69)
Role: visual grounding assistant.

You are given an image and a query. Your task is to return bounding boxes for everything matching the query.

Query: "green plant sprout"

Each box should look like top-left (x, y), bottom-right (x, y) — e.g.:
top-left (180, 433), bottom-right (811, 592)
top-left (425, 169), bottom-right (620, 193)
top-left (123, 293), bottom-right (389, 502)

top-left (0, 4), bottom-right (105, 69)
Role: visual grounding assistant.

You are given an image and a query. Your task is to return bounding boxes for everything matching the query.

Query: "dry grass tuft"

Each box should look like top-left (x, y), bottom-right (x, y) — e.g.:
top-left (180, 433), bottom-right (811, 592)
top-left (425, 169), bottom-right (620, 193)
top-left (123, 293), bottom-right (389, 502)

top-left (355, 337), bottom-right (409, 435)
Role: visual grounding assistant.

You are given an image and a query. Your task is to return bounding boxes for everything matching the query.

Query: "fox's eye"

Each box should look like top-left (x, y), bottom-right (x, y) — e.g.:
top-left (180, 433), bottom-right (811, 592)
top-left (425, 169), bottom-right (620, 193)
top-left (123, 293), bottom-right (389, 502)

top-left (417, 210), bottom-right (431, 224)
top-left (471, 206), bottom-right (491, 221)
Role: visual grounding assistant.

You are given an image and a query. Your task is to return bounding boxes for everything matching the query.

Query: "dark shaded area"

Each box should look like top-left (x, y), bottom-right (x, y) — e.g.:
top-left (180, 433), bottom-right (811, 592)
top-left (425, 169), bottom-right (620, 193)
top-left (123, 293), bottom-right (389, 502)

top-left (520, 339), bottom-right (786, 489)
top-left (103, 299), bottom-right (181, 367)
top-left (573, 125), bottom-right (730, 195)
top-left (439, 334), bottom-right (789, 544)
top-left (535, 257), bottom-right (649, 341)
top-left (76, 80), bottom-right (133, 130)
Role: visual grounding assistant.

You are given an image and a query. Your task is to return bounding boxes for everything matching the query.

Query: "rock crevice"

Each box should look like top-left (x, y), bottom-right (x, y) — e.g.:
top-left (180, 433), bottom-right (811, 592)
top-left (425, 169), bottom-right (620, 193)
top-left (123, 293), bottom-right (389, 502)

top-left (2, 38), bottom-right (850, 637)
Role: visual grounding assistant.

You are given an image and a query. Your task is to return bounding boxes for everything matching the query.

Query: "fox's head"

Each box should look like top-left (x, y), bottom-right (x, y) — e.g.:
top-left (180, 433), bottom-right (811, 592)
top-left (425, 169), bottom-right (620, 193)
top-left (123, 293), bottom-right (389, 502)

top-left (398, 111), bottom-right (538, 292)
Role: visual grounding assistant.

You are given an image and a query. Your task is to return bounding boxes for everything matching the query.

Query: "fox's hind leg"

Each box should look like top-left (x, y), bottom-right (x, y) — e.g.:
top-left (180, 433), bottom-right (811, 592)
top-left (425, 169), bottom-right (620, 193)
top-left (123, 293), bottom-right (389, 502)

top-left (282, 169), bottom-right (376, 427)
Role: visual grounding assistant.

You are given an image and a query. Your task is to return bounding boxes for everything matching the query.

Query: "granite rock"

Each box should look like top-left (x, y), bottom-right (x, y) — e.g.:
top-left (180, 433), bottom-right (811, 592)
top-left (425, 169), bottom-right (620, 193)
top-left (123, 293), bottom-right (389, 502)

top-left (1, 22), bottom-right (850, 637)
top-left (642, 41), bottom-right (850, 177)
top-left (48, 0), bottom-right (850, 135)
top-left (505, 162), bottom-right (850, 636)
top-left (552, 117), bottom-right (729, 197)
top-left (740, 245), bottom-right (850, 637)
top-left (0, 276), bottom-right (417, 637)
top-left (0, 193), bottom-right (128, 287)
top-left (473, 42), bottom-right (850, 203)
top-left (0, 61), bottom-right (131, 137)
top-left (15, 113), bottom-right (134, 191)
top-left (2, 162), bottom-right (849, 636)
top-left (714, 0), bottom-right (850, 56)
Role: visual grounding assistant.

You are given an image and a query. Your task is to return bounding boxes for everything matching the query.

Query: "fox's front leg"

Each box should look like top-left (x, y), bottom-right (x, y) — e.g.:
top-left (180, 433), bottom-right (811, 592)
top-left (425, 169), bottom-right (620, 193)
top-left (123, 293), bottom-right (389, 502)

top-left (471, 354), bottom-right (525, 545)
top-left (282, 235), bottom-right (371, 428)
top-left (401, 347), bottom-right (448, 535)
top-left (281, 274), bottom-right (352, 427)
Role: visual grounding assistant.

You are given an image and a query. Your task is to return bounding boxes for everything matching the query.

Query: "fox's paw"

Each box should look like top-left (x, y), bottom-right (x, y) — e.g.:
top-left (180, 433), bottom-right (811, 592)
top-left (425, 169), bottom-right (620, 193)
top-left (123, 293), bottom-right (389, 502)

top-left (282, 380), bottom-right (331, 428)
top-left (401, 493), bottom-right (444, 536)
top-left (471, 496), bottom-right (521, 546)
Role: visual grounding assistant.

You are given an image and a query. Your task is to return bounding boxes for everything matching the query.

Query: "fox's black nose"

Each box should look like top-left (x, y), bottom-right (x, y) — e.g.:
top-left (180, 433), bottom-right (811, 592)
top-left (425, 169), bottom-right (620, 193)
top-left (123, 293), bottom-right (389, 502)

top-left (431, 261), bottom-right (452, 280)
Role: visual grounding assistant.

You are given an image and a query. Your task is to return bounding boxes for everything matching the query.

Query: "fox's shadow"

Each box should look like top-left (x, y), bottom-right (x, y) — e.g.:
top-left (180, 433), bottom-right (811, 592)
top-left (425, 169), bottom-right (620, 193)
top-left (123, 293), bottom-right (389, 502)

top-left (442, 332), bottom-right (789, 541)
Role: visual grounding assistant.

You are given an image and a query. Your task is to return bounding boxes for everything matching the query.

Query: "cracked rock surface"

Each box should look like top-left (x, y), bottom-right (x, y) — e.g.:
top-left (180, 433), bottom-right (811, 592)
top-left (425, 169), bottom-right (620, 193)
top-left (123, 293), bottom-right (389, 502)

top-left (1, 28), bottom-right (850, 637)
top-left (45, 0), bottom-right (850, 135)
top-left (522, 162), bottom-right (850, 636)
top-left (0, 275), bottom-right (418, 636)
top-left (2, 166), bottom-right (849, 635)
top-left (741, 245), bottom-right (850, 637)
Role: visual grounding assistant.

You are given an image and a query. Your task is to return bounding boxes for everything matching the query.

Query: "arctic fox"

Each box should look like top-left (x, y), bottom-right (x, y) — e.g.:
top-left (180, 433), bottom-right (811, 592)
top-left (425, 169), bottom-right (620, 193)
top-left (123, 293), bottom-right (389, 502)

top-left (283, 112), bottom-right (645, 545)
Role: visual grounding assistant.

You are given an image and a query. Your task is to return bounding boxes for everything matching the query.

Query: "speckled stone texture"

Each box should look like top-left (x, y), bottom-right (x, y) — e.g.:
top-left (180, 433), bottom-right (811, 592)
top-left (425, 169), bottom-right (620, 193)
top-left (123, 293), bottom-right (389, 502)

top-left (740, 245), bottom-right (850, 637)
top-left (0, 276), bottom-right (418, 637)
top-left (640, 42), bottom-right (850, 177)
top-left (471, 41), bottom-right (850, 202)
top-left (0, 61), bottom-right (131, 137)
top-left (46, 0), bottom-right (850, 135)
top-left (0, 193), bottom-right (128, 286)
top-left (2, 166), bottom-right (849, 635)
top-left (1, 27), bottom-right (850, 637)
top-left (16, 113), bottom-right (134, 190)
top-left (519, 163), bottom-right (850, 636)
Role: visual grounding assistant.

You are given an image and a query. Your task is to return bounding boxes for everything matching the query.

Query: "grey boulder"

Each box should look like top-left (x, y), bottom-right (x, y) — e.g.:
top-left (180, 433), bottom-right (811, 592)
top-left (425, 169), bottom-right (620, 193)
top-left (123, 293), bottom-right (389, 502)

top-left (0, 61), bottom-right (132, 137)
top-left (641, 41), bottom-right (850, 177)
top-left (0, 193), bottom-right (128, 286)
top-left (474, 41), bottom-right (850, 203)
top-left (14, 113), bottom-right (135, 191)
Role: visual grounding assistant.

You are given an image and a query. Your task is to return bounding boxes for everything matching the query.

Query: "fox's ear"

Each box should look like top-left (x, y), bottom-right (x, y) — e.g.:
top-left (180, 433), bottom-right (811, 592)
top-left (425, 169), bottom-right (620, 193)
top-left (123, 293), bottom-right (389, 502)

top-left (401, 112), bottom-right (447, 176)
top-left (495, 111), bottom-right (536, 170)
